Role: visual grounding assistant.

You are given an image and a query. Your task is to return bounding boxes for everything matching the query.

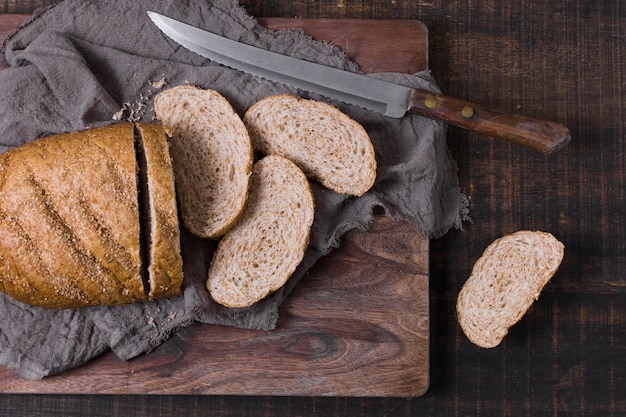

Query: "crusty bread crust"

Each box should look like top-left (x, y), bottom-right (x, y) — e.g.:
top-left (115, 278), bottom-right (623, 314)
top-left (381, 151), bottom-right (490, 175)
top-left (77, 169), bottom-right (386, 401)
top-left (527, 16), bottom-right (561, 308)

top-left (0, 123), bottom-right (145, 308)
top-left (136, 123), bottom-right (183, 299)
top-left (154, 86), bottom-right (253, 239)
top-left (207, 155), bottom-right (315, 308)
top-left (456, 230), bottom-right (564, 348)
top-left (243, 94), bottom-right (376, 196)
top-left (0, 123), bottom-right (184, 309)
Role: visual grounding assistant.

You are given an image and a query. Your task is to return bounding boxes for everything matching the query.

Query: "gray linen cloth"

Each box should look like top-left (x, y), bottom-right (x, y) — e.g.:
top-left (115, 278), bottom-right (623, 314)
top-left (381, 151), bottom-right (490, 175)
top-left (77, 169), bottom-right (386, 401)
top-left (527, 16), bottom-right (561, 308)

top-left (0, 0), bottom-right (468, 379)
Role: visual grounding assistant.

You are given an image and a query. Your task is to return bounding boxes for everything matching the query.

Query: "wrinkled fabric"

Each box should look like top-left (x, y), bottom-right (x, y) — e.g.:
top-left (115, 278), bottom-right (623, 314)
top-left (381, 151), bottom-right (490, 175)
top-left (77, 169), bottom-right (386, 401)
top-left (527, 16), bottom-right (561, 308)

top-left (0, 0), bottom-right (468, 379)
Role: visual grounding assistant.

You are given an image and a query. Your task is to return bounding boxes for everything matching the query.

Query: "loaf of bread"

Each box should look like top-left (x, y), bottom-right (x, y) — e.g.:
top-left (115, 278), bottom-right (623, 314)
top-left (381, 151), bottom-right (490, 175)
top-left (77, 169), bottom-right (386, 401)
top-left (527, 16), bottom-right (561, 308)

top-left (243, 94), bottom-right (376, 196)
top-left (0, 123), bottom-right (183, 309)
top-left (207, 155), bottom-right (315, 308)
top-left (456, 230), bottom-right (564, 348)
top-left (154, 86), bottom-right (253, 239)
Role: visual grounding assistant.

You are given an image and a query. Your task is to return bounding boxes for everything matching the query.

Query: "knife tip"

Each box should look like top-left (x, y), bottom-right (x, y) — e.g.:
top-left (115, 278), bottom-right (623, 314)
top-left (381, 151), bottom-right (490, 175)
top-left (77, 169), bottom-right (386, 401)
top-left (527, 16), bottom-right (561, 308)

top-left (146, 11), bottom-right (161, 21)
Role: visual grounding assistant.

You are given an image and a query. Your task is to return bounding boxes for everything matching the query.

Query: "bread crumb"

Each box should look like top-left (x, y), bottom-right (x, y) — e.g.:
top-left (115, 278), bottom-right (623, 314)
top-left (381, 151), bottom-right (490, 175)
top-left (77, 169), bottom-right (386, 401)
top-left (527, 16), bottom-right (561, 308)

top-left (150, 78), bottom-right (167, 89)
top-left (112, 108), bottom-right (125, 121)
top-left (112, 77), bottom-right (167, 122)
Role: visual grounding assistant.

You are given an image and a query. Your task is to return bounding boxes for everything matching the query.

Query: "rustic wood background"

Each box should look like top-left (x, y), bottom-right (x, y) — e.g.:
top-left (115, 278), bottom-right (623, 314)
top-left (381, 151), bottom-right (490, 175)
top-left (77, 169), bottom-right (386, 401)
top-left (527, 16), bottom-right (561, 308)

top-left (1, 0), bottom-right (624, 416)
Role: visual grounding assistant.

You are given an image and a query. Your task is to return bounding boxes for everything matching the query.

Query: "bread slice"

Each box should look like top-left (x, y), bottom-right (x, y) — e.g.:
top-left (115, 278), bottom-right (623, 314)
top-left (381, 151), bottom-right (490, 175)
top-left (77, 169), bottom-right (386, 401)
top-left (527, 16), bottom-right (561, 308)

top-left (456, 230), bottom-right (564, 348)
top-left (207, 155), bottom-right (315, 308)
top-left (135, 123), bottom-right (183, 299)
top-left (153, 86), bottom-right (253, 239)
top-left (0, 123), bottom-right (183, 308)
top-left (243, 94), bottom-right (376, 196)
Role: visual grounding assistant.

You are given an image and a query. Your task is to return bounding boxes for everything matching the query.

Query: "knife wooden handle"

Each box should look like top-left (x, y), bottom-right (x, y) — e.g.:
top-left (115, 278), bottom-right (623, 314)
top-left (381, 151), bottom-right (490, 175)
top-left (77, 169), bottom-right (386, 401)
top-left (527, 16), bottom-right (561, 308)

top-left (408, 89), bottom-right (571, 154)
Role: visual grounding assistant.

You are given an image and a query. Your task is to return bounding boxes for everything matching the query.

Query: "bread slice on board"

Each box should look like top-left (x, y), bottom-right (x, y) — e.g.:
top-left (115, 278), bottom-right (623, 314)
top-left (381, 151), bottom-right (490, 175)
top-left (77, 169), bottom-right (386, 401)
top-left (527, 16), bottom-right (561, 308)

top-left (243, 94), bottom-right (376, 196)
top-left (207, 155), bottom-right (315, 308)
top-left (0, 123), bottom-right (183, 309)
top-left (456, 230), bottom-right (564, 348)
top-left (154, 86), bottom-right (253, 239)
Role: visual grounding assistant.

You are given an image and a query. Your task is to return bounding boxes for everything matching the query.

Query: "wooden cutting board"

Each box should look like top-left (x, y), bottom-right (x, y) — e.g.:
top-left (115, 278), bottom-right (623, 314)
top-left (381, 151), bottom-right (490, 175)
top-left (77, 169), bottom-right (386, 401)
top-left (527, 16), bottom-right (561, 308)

top-left (0, 15), bottom-right (430, 397)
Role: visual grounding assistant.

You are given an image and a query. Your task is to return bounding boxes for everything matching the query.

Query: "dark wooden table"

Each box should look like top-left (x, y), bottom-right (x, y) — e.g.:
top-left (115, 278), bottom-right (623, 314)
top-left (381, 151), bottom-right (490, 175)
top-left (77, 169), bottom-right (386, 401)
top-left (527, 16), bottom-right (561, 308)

top-left (1, 1), bottom-right (624, 416)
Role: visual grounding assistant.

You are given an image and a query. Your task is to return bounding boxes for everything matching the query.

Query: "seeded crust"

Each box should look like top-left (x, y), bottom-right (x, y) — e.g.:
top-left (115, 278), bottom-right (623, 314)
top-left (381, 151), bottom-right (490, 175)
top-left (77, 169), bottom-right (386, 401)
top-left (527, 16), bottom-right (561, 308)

top-left (243, 94), bottom-right (376, 196)
top-left (456, 231), bottom-right (564, 348)
top-left (0, 123), bottom-right (145, 308)
top-left (136, 123), bottom-right (183, 299)
top-left (154, 86), bottom-right (253, 239)
top-left (207, 155), bottom-right (315, 308)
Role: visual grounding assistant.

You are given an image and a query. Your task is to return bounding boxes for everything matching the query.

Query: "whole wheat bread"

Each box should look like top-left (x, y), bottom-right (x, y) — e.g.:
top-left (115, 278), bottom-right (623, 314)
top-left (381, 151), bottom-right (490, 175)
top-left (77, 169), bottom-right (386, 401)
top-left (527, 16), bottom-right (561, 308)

top-left (153, 86), bottom-right (253, 239)
top-left (456, 230), bottom-right (564, 348)
top-left (243, 94), bottom-right (376, 196)
top-left (0, 123), bottom-right (183, 308)
top-left (207, 155), bottom-right (315, 308)
top-left (136, 123), bottom-right (183, 299)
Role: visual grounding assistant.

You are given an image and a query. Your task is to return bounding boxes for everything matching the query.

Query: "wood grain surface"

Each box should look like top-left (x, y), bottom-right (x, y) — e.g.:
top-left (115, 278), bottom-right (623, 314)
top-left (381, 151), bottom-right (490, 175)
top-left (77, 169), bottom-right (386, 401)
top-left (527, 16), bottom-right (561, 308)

top-left (0, 13), bottom-right (25, 38)
top-left (2, 0), bottom-right (626, 416)
top-left (0, 15), bottom-right (430, 397)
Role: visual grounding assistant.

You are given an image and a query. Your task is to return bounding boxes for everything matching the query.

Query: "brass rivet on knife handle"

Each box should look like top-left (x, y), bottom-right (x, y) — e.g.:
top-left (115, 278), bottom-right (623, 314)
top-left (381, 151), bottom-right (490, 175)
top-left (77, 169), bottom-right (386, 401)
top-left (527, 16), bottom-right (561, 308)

top-left (408, 89), bottom-right (571, 154)
top-left (461, 106), bottom-right (475, 118)
top-left (424, 96), bottom-right (437, 109)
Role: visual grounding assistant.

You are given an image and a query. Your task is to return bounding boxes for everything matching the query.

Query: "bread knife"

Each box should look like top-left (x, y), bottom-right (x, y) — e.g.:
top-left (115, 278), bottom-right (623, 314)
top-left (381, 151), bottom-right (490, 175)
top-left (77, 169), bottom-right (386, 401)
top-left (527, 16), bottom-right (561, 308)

top-left (147, 11), bottom-right (570, 154)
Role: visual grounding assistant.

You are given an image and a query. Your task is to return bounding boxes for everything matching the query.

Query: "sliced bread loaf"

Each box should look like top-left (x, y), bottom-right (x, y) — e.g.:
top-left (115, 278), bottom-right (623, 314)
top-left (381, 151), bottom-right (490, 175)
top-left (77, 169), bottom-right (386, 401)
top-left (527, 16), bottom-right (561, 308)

top-left (456, 230), bottom-right (564, 348)
top-left (242, 94), bottom-right (376, 196)
top-left (0, 123), bottom-right (145, 308)
top-left (154, 86), bottom-right (253, 239)
top-left (0, 123), bottom-right (184, 309)
top-left (207, 155), bottom-right (315, 308)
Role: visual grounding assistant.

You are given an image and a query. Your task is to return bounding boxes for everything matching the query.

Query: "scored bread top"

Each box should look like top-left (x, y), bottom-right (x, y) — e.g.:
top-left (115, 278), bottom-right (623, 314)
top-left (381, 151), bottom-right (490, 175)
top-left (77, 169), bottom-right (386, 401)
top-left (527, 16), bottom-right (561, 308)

top-left (0, 123), bottom-right (145, 308)
top-left (456, 230), bottom-right (564, 348)
top-left (136, 123), bottom-right (183, 299)
top-left (243, 94), bottom-right (376, 196)
top-left (154, 86), bottom-right (253, 239)
top-left (207, 154), bottom-right (315, 308)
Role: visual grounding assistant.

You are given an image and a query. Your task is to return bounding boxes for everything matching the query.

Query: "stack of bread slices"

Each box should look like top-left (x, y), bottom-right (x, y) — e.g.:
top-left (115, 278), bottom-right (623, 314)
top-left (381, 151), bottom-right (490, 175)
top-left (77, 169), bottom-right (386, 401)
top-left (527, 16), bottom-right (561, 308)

top-left (0, 86), bottom-right (377, 310)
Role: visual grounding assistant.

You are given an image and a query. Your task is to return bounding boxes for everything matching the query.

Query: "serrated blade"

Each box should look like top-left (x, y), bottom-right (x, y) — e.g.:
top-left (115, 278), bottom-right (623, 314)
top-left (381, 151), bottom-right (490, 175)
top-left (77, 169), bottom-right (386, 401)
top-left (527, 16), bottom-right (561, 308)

top-left (147, 11), bottom-right (413, 117)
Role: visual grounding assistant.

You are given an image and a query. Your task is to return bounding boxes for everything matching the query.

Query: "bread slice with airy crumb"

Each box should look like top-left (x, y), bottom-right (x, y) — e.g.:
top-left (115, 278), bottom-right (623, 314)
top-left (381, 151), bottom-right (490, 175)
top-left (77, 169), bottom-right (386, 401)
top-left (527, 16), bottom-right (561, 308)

top-left (154, 86), bottom-right (253, 239)
top-left (243, 94), bottom-right (376, 196)
top-left (207, 155), bottom-right (315, 308)
top-left (456, 230), bottom-right (564, 348)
